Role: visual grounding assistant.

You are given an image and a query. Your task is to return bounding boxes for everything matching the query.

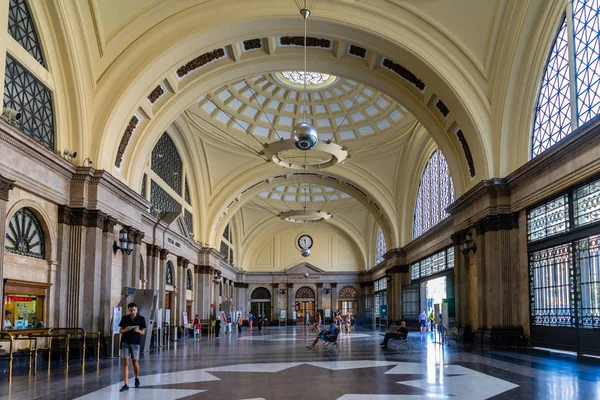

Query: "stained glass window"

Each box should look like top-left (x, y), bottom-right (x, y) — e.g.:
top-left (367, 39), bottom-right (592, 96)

top-left (151, 133), bottom-right (182, 195)
top-left (8, 0), bottom-right (45, 66)
top-left (375, 227), bottom-right (386, 264)
top-left (413, 150), bottom-right (454, 239)
top-left (532, 2), bottom-right (600, 157)
top-left (3, 55), bottom-right (54, 150)
top-left (5, 208), bottom-right (45, 259)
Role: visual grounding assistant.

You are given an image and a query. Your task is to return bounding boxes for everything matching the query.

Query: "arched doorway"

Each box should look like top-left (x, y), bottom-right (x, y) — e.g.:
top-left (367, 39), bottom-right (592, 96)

top-left (295, 286), bottom-right (315, 325)
top-left (338, 286), bottom-right (358, 317)
top-left (250, 287), bottom-right (271, 322)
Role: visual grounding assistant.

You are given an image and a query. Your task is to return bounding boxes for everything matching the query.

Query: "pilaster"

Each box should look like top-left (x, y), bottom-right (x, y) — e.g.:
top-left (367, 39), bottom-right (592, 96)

top-left (0, 174), bottom-right (14, 310)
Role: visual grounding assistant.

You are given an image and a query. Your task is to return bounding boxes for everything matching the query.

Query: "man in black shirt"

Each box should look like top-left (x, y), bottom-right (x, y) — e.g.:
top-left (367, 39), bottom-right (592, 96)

top-left (380, 321), bottom-right (408, 349)
top-left (119, 302), bottom-right (146, 391)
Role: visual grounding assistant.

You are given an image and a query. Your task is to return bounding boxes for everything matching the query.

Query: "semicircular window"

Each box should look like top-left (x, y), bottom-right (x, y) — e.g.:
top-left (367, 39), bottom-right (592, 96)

top-left (5, 208), bottom-right (45, 259)
top-left (339, 286), bottom-right (357, 299)
top-left (250, 287), bottom-right (271, 299)
top-left (166, 261), bottom-right (174, 286)
top-left (295, 286), bottom-right (315, 299)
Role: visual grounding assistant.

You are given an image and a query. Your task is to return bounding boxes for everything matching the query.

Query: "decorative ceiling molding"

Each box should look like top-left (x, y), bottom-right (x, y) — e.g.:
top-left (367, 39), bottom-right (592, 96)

top-left (456, 129), bottom-right (475, 178)
top-left (279, 36), bottom-right (331, 48)
top-left (176, 48), bottom-right (226, 78)
top-left (115, 115), bottom-right (139, 168)
top-left (147, 84), bottom-right (165, 104)
top-left (382, 58), bottom-right (426, 92)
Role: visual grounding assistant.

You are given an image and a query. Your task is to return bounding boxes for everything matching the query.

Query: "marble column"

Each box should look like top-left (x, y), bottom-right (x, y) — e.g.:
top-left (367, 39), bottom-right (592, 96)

top-left (287, 283), bottom-right (294, 324)
top-left (331, 283), bottom-right (338, 313)
top-left (158, 249), bottom-right (169, 326)
top-left (316, 283), bottom-right (323, 314)
top-left (147, 245), bottom-right (160, 290)
top-left (99, 217), bottom-right (116, 336)
top-left (0, 175), bottom-right (14, 314)
top-left (234, 282), bottom-right (249, 321)
top-left (272, 283), bottom-right (279, 323)
top-left (131, 230), bottom-right (144, 288)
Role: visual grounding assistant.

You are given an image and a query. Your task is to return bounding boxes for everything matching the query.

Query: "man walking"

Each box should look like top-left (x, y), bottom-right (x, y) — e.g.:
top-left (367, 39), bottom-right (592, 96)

top-left (119, 302), bottom-right (146, 392)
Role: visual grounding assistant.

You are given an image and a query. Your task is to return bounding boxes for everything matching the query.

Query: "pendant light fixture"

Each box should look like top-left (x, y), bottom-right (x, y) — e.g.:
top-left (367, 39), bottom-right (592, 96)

top-left (291, 3), bottom-right (319, 151)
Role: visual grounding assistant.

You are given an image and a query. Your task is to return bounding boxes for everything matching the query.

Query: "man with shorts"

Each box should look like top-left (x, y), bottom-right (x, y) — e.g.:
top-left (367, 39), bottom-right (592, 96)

top-left (418, 310), bottom-right (427, 334)
top-left (119, 302), bottom-right (146, 391)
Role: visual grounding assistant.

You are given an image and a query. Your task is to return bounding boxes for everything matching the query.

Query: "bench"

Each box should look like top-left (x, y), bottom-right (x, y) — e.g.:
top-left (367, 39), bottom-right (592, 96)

top-left (321, 332), bottom-right (340, 352)
top-left (380, 325), bottom-right (409, 350)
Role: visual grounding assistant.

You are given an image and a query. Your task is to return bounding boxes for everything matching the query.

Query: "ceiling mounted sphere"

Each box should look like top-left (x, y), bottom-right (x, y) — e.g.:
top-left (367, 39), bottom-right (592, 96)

top-left (301, 248), bottom-right (311, 257)
top-left (292, 122), bottom-right (318, 151)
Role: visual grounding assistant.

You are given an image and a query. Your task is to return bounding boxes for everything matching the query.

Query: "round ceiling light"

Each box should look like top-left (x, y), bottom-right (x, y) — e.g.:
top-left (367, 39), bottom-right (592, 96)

top-left (292, 121), bottom-right (318, 151)
top-left (262, 139), bottom-right (348, 170)
top-left (274, 71), bottom-right (337, 90)
top-left (279, 210), bottom-right (332, 223)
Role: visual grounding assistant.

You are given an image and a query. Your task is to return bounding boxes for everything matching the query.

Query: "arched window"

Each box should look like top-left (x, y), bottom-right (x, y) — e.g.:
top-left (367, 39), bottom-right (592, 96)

top-left (146, 132), bottom-right (193, 235)
top-left (339, 286), bottom-right (357, 299)
top-left (220, 223), bottom-right (234, 264)
top-left (375, 227), bottom-right (386, 264)
top-left (532, 2), bottom-right (600, 157)
top-left (250, 287), bottom-right (271, 299)
top-left (165, 261), bottom-right (174, 286)
top-left (295, 286), bottom-right (315, 299)
top-left (5, 208), bottom-right (45, 259)
top-left (186, 269), bottom-right (192, 290)
top-left (4, 0), bottom-right (54, 150)
top-left (413, 150), bottom-right (454, 239)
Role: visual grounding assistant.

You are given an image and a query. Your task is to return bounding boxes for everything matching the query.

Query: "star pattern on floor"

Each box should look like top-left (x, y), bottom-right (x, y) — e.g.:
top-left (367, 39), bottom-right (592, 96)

top-left (76, 360), bottom-right (519, 400)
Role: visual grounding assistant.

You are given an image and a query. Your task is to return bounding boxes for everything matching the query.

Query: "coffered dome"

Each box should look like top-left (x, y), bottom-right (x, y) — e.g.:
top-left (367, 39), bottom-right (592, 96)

top-left (195, 73), bottom-right (414, 144)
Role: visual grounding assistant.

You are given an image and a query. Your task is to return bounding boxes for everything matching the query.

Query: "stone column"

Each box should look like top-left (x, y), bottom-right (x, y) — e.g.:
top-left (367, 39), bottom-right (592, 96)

top-left (272, 283), bottom-right (279, 323)
top-left (99, 217), bottom-right (116, 336)
top-left (234, 282), bottom-right (249, 321)
top-left (287, 283), bottom-right (294, 324)
top-left (0, 175), bottom-right (14, 313)
top-left (331, 283), bottom-right (338, 313)
top-left (158, 249), bottom-right (169, 326)
top-left (316, 283), bottom-right (323, 314)
top-left (146, 245), bottom-right (160, 290)
top-left (176, 256), bottom-right (188, 327)
top-left (197, 266), bottom-right (212, 319)
top-left (131, 230), bottom-right (144, 288)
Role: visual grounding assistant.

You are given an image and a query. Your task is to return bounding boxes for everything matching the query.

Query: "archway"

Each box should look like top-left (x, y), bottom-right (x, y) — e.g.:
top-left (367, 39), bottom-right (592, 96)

top-left (250, 286), bottom-right (272, 322)
top-left (295, 286), bottom-right (316, 325)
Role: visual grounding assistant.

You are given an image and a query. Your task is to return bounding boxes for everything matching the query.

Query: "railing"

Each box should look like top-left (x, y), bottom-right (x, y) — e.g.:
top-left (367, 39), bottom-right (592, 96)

top-left (0, 332), bottom-right (36, 382)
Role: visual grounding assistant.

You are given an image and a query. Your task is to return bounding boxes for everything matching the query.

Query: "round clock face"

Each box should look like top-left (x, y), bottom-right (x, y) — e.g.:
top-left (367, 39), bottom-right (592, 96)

top-left (298, 234), bottom-right (313, 249)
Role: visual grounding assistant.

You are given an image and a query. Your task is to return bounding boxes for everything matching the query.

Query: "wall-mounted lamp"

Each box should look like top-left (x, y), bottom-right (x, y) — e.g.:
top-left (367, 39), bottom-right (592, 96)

top-left (213, 270), bottom-right (222, 284)
top-left (303, 272), bottom-right (309, 279)
top-left (324, 288), bottom-right (331, 295)
top-left (280, 288), bottom-right (286, 295)
top-left (113, 228), bottom-right (134, 255)
top-left (82, 157), bottom-right (93, 167)
top-left (460, 231), bottom-right (477, 255)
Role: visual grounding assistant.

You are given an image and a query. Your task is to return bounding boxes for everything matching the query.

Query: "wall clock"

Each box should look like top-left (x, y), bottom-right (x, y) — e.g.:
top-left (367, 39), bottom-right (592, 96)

top-left (298, 234), bottom-right (313, 249)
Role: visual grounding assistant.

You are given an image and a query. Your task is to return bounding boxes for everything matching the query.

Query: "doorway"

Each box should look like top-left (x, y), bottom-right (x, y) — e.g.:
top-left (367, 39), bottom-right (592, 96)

top-left (295, 301), bottom-right (315, 324)
top-left (250, 302), bottom-right (271, 322)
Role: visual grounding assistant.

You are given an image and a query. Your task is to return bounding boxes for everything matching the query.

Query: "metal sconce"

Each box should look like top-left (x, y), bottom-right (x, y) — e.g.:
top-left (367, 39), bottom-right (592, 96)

top-left (280, 288), bottom-right (287, 295)
top-left (113, 228), bottom-right (134, 255)
top-left (460, 231), bottom-right (477, 255)
top-left (303, 272), bottom-right (309, 279)
top-left (324, 288), bottom-right (331, 295)
top-left (213, 270), bottom-right (222, 285)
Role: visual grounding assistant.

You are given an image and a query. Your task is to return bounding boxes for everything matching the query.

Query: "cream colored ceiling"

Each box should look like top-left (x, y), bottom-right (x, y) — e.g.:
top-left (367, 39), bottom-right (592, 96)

top-left (31, 0), bottom-right (563, 270)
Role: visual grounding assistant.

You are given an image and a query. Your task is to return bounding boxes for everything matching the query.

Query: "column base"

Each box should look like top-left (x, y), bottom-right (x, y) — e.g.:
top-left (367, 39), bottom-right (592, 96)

top-left (482, 326), bottom-right (525, 347)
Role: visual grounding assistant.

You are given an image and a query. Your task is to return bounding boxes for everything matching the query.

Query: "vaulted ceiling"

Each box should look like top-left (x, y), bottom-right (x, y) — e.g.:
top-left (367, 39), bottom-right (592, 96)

top-left (35, 0), bottom-right (564, 270)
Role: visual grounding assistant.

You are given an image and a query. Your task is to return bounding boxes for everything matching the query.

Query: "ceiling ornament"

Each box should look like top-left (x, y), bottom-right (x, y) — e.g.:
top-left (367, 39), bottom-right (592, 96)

top-left (279, 209), bottom-right (332, 223)
top-left (274, 71), bottom-right (337, 90)
top-left (261, 138), bottom-right (348, 169)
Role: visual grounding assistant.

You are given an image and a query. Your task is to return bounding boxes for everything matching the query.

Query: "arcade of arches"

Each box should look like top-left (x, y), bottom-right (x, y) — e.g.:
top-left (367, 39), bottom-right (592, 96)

top-left (2, 0), bottom-right (600, 389)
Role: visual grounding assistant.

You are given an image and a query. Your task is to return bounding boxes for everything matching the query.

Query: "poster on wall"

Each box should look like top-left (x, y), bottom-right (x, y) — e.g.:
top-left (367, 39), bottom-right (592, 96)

top-left (324, 309), bottom-right (331, 318)
top-left (280, 309), bottom-right (286, 320)
top-left (183, 312), bottom-right (188, 325)
top-left (165, 309), bottom-right (171, 325)
top-left (112, 307), bottom-right (122, 334)
top-left (157, 307), bottom-right (163, 329)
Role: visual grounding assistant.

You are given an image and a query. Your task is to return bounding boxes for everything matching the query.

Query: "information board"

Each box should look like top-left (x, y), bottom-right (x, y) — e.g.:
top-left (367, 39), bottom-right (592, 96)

top-left (112, 306), bottom-right (122, 334)
top-left (165, 309), bottom-right (171, 325)
top-left (280, 309), bottom-right (286, 320)
top-left (157, 307), bottom-right (163, 329)
top-left (183, 311), bottom-right (188, 325)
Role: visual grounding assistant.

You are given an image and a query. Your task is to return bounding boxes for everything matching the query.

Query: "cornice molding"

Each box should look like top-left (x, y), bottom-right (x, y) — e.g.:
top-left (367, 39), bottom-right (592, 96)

top-left (402, 217), bottom-right (454, 253)
top-left (474, 213), bottom-right (519, 236)
top-left (446, 178), bottom-right (509, 215)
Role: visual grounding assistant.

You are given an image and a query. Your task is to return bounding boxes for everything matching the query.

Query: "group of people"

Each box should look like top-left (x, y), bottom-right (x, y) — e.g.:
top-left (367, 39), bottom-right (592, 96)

top-left (311, 312), bottom-right (355, 335)
top-left (210, 311), bottom-right (267, 337)
top-left (418, 310), bottom-right (441, 333)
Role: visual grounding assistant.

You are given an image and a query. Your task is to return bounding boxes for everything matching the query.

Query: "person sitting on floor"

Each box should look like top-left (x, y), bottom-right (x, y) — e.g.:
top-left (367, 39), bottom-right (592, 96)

top-left (306, 321), bottom-right (339, 349)
top-left (380, 321), bottom-right (408, 349)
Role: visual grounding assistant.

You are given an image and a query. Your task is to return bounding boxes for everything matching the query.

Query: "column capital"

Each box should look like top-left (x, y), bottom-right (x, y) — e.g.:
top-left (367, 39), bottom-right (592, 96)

top-left (134, 230), bottom-right (145, 245)
top-left (103, 216), bottom-right (117, 233)
top-left (287, 283), bottom-right (294, 288)
top-left (272, 283), bottom-right (280, 288)
top-left (159, 248), bottom-right (169, 260)
top-left (330, 283), bottom-right (337, 288)
top-left (316, 283), bottom-right (323, 288)
top-left (234, 282), bottom-right (248, 288)
top-left (0, 175), bottom-right (15, 202)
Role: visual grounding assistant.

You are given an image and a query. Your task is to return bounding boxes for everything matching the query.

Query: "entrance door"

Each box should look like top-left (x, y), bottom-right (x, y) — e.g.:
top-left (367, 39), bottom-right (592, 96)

top-left (295, 301), bottom-right (315, 324)
top-left (250, 302), bottom-right (271, 321)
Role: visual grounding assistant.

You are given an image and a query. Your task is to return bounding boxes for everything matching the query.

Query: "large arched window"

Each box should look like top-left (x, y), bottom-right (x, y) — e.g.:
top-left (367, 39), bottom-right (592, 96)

top-left (5, 208), bottom-right (45, 259)
top-left (165, 261), bottom-right (174, 286)
top-left (4, 0), bottom-right (55, 150)
top-left (532, 1), bottom-right (600, 158)
top-left (144, 132), bottom-right (194, 235)
top-left (375, 227), bottom-right (386, 264)
top-left (413, 150), bottom-right (454, 239)
top-left (186, 269), bottom-right (192, 290)
top-left (220, 223), bottom-right (234, 264)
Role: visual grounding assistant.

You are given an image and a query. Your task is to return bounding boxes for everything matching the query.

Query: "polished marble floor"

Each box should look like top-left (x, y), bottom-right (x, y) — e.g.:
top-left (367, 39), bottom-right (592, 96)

top-left (1, 326), bottom-right (599, 399)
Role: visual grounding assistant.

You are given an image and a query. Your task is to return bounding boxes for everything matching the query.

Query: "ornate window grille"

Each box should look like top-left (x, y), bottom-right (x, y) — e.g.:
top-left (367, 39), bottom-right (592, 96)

top-left (375, 227), bottom-right (386, 264)
top-left (532, 1), bottom-right (600, 157)
top-left (141, 173), bottom-right (147, 198)
top-left (413, 150), bottom-right (454, 239)
top-left (250, 287), bottom-right (272, 299)
top-left (5, 207), bottom-right (45, 259)
top-left (295, 286), bottom-right (315, 299)
top-left (409, 247), bottom-right (454, 282)
top-left (184, 210), bottom-right (193, 236)
top-left (402, 284), bottom-right (420, 320)
top-left (185, 180), bottom-right (191, 204)
top-left (151, 133), bottom-right (182, 195)
top-left (150, 180), bottom-right (181, 215)
top-left (3, 55), bottom-right (54, 150)
top-left (166, 261), bottom-right (174, 286)
top-left (221, 223), bottom-right (234, 263)
top-left (338, 286), bottom-right (357, 299)
top-left (186, 269), bottom-right (192, 290)
top-left (8, 0), bottom-right (45, 66)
